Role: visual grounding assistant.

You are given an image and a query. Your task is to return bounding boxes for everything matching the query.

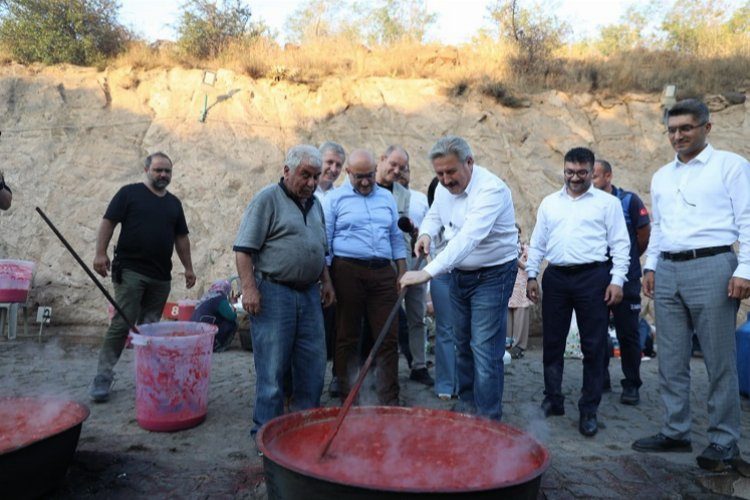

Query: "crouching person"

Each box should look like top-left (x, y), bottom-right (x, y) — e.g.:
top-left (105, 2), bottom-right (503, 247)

top-left (233, 145), bottom-right (335, 448)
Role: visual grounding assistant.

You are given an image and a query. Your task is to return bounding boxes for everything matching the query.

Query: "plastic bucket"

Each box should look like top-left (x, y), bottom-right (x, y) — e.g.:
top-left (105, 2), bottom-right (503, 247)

top-left (177, 299), bottom-right (199, 321)
top-left (0, 260), bottom-right (35, 303)
top-left (129, 322), bottom-right (217, 432)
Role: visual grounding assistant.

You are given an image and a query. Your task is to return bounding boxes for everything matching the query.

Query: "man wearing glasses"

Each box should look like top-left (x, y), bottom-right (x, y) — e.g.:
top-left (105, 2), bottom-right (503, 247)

top-left (525, 147), bottom-right (630, 437)
top-left (323, 149), bottom-right (407, 406)
top-left (632, 99), bottom-right (750, 472)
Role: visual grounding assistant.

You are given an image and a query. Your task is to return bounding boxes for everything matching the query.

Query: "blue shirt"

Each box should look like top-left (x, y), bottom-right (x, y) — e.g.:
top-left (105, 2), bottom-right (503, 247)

top-left (323, 184), bottom-right (407, 265)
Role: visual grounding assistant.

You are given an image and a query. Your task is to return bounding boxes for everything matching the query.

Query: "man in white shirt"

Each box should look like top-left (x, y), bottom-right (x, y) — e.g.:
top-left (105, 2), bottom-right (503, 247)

top-left (632, 99), bottom-right (750, 472)
top-left (526, 147), bottom-right (630, 437)
top-left (314, 141), bottom-right (346, 397)
top-left (400, 136), bottom-right (518, 421)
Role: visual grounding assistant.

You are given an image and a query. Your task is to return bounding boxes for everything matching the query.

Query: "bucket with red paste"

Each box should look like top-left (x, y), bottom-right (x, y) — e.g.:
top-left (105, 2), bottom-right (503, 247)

top-left (129, 322), bottom-right (217, 432)
top-left (258, 406), bottom-right (550, 499)
top-left (0, 259), bottom-right (35, 303)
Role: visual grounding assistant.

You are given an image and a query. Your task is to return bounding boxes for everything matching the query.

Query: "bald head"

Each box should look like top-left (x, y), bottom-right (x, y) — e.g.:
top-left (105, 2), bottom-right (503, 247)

top-left (346, 149), bottom-right (377, 195)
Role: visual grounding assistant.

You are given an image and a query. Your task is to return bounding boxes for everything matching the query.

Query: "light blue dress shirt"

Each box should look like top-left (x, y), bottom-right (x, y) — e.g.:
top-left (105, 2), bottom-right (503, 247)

top-left (323, 184), bottom-right (407, 265)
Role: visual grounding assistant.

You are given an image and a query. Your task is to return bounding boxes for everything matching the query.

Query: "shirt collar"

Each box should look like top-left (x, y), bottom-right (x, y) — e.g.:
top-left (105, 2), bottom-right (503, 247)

top-left (559, 184), bottom-right (595, 200)
top-left (461, 165), bottom-right (479, 197)
top-left (674, 143), bottom-right (713, 168)
top-left (278, 178), bottom-right (314, 212)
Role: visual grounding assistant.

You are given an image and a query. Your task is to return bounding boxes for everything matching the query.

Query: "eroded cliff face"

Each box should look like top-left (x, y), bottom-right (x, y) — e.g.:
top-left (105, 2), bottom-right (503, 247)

top-left (0, 64), bottom-right (747, 328)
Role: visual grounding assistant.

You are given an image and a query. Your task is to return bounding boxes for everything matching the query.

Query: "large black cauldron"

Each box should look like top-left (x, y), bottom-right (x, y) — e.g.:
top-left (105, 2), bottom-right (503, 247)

top-left (258, 406), bottom-right (549, 499)
top-left (0, 397), bottom-right (89, 500)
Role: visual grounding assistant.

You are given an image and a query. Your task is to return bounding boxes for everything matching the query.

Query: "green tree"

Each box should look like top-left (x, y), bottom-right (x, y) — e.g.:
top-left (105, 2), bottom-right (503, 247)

top-left (285, 0), bottom-right (353, 43)
top-left (661, 0), bottom-right (731, 53)
top-left (176, 0), bottom-right (266, 59)
top-left (595, 3), bottom-right (660, 55)
top-left (0, 0), bottom-right (130, 65)
top-left (487, 0), bottom-right (570, 73)
top-left (359, 0), bottom-right (436, 45)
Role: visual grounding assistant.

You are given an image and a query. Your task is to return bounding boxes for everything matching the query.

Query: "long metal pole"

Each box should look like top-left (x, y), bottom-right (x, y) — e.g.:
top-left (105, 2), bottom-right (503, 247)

top-left (35, 207), bottom-right (140, 333)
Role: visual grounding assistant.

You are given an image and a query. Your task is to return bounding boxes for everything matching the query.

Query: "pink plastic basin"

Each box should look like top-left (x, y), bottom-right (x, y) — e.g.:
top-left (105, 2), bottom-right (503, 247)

top-left (129, 322), bottom-right (217, 432)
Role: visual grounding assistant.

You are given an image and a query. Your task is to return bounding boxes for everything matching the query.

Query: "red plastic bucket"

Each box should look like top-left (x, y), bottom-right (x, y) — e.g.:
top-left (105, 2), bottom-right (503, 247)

top-left (177, 299), bottom-right (198, 321)
top-left (0, 260), bottom-right (35, 303)
top-left (129, 322), bottom-right (217, 432)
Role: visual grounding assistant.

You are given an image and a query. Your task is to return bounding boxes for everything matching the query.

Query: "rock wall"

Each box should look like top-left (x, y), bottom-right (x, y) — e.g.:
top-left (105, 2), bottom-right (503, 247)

top-left (0, 64), bottom-right (747, 330)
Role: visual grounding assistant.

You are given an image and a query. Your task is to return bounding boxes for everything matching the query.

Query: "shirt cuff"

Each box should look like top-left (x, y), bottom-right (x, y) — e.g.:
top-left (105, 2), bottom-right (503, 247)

top-left (610, 275), bottom-right (625, 287)
top-left (644, 255), bottom-right (658, 272)
top-left (733, 263), bottom-right (750, 281)
top-left (527, 270), bottom-right (538, 279)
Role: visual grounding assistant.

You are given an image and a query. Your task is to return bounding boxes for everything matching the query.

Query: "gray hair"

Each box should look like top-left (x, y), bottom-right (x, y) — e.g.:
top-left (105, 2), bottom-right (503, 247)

top-left (668, 98), bottom-right (710, 124)
top-left (429, 136), bottom-right (473, 163)
top-left (383, 144), bottom-right (410, 165)
top-left (319, 141), bottom-right (346, 160)
top-left (144, 151), bottom-right (172, 169)
top-left (286, 145), bottom-right (322, 172)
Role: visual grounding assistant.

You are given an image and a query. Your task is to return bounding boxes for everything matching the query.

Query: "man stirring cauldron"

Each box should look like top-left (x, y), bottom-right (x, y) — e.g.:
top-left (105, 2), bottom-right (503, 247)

top-left (400, 136), bottom-right (518, 421)
top-left (90, 152), bottom-right (196, 403)
top-left (234, 145), bottom-right (334, 450)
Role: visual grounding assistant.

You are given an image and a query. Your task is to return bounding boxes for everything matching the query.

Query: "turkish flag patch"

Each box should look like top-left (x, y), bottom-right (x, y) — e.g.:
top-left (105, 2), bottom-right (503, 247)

top-left (640, 207), bottom-right (649, 216)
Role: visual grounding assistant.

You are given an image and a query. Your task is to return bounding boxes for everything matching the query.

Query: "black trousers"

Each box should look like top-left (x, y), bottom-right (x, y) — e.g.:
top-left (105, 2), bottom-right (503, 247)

top-left (605, 279), bottom-right (642, 389)
top-left (542, 264), bottom-right (610, 414)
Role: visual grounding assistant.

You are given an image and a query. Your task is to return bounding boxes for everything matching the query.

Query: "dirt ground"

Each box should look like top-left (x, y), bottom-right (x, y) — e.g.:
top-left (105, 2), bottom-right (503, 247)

top-left (3, 328), bottom-right (750, 499)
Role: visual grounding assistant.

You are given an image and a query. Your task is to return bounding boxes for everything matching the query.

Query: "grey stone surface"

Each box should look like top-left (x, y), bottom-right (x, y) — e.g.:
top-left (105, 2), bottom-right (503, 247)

top-left (1, 334), bottom-right (749, 498)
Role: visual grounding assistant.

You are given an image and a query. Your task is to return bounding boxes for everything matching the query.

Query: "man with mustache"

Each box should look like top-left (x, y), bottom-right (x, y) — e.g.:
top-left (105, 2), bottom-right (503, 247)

top-left (525, 147), bottom-right (630, 437)
top-left (90, 152), bottom-right (196, 403)
top-left (324, 149), bottom-right (407, 406)
top-left (234, 145), bottom-right (334, 449)
top-left (400, 136), bottom-right (518, 421)
top-left (632, 99), bottom-right (750, 472)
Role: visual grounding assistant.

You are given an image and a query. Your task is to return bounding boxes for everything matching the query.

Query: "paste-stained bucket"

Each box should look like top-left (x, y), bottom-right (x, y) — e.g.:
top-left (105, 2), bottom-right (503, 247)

top-left (129, 322), bottom-right (217, 432)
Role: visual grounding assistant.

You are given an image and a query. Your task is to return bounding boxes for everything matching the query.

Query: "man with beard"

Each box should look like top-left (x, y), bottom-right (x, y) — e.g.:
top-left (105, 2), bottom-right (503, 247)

top-left (90, 152), bottom-right (196, 402)
top-left (526, 147), bottom-right (630, 437)
top-left (234, 145), bottom-right (334, 447)
top-left (632, 99), bottom-right (750, 472)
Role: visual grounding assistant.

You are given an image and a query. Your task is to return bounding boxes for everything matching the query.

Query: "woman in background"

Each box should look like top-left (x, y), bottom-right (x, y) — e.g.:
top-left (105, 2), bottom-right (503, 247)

top-left (191, 279), bottom-right (238, 352)
top-left (507, 224), bottom-right (532, 359)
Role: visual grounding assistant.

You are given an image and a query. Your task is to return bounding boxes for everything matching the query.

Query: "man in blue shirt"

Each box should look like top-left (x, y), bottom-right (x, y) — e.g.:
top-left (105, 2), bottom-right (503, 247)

top-left (323, 149), bottom-right (407, 405)
top-left (593, 159), bottom-right (651, 406)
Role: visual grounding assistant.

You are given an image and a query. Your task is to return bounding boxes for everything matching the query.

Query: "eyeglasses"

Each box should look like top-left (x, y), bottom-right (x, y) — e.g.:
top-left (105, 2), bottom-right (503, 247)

top-left (667, 122), bottom-right (706, 135)
top-left (564, 169), bottom-right (590, 178)
top-left (350, 171), bottom-right (375, 180)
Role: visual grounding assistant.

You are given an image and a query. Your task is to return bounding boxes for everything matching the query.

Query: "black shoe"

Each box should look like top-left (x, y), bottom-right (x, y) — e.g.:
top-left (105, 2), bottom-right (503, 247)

top-left (697, 443), bottom-right (741, 472)
top-left (510, 346), bottom-right (525, 359)
top-left (620, 386), bottom-right (640, 406)
top-left (540, 399), bottom-right (565, 418)
top-left (579, 413), bottom-right (598, 437)
top-left (632, 433), bottom-right (692, 453)
top-left (409, 368), bottom-right (435, 387)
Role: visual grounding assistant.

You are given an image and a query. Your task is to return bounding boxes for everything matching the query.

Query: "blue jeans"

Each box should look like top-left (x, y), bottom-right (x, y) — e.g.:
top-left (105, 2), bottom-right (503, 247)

top-left (431, 273), bottom-right (457, 396)
top-left (250, 278), bottom-right (326, 435)
top-left (450, 260), bottom-right (517, 420)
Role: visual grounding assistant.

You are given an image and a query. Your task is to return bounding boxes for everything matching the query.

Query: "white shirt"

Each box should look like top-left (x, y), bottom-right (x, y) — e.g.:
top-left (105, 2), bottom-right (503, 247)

top-left (314, 185), bottom-right (334, 202)
top-left (421, 165), bottom-right (517, 277)
top-left (644, 144), bottom-right (750, 279)
top-left (526, 185), bottom-right (631, 287)
top-left (409, 189), bottom-right (429, 228)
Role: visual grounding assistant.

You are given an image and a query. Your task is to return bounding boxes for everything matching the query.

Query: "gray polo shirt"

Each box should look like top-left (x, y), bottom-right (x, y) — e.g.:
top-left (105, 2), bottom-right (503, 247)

top-left (233, 181), bottom-right (327, 284)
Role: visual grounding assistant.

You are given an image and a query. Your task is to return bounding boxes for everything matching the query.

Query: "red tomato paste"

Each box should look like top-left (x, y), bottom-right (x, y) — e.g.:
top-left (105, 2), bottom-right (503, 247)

top-left (0, 397), bottom-right (89, 454)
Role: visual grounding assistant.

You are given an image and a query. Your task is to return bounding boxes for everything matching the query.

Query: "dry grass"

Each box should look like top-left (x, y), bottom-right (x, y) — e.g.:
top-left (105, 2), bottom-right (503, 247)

top-left (98, 35), bottom-right (750, 97)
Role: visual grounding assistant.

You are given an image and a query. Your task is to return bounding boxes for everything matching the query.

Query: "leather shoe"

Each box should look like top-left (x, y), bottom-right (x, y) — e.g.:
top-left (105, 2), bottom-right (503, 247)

top-left (620, 386), bottom-right (640, 405)
top-left (540, 400), bottom-right (565, 418)
top-left (632, 433), bottom-right (692, 453)
top-left (579, 413), bottom-right (598, 437)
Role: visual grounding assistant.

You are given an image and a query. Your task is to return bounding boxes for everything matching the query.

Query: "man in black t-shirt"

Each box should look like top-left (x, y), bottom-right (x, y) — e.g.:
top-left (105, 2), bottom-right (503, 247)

top-left (593, 159), bottom-right (651, 406)
top-left (90, 152), bottom-right (196, 403)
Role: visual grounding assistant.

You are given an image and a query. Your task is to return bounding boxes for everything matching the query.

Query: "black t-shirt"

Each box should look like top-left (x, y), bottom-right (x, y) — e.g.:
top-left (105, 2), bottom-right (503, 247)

top-left (104, 183), bottom-right (189, 281)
